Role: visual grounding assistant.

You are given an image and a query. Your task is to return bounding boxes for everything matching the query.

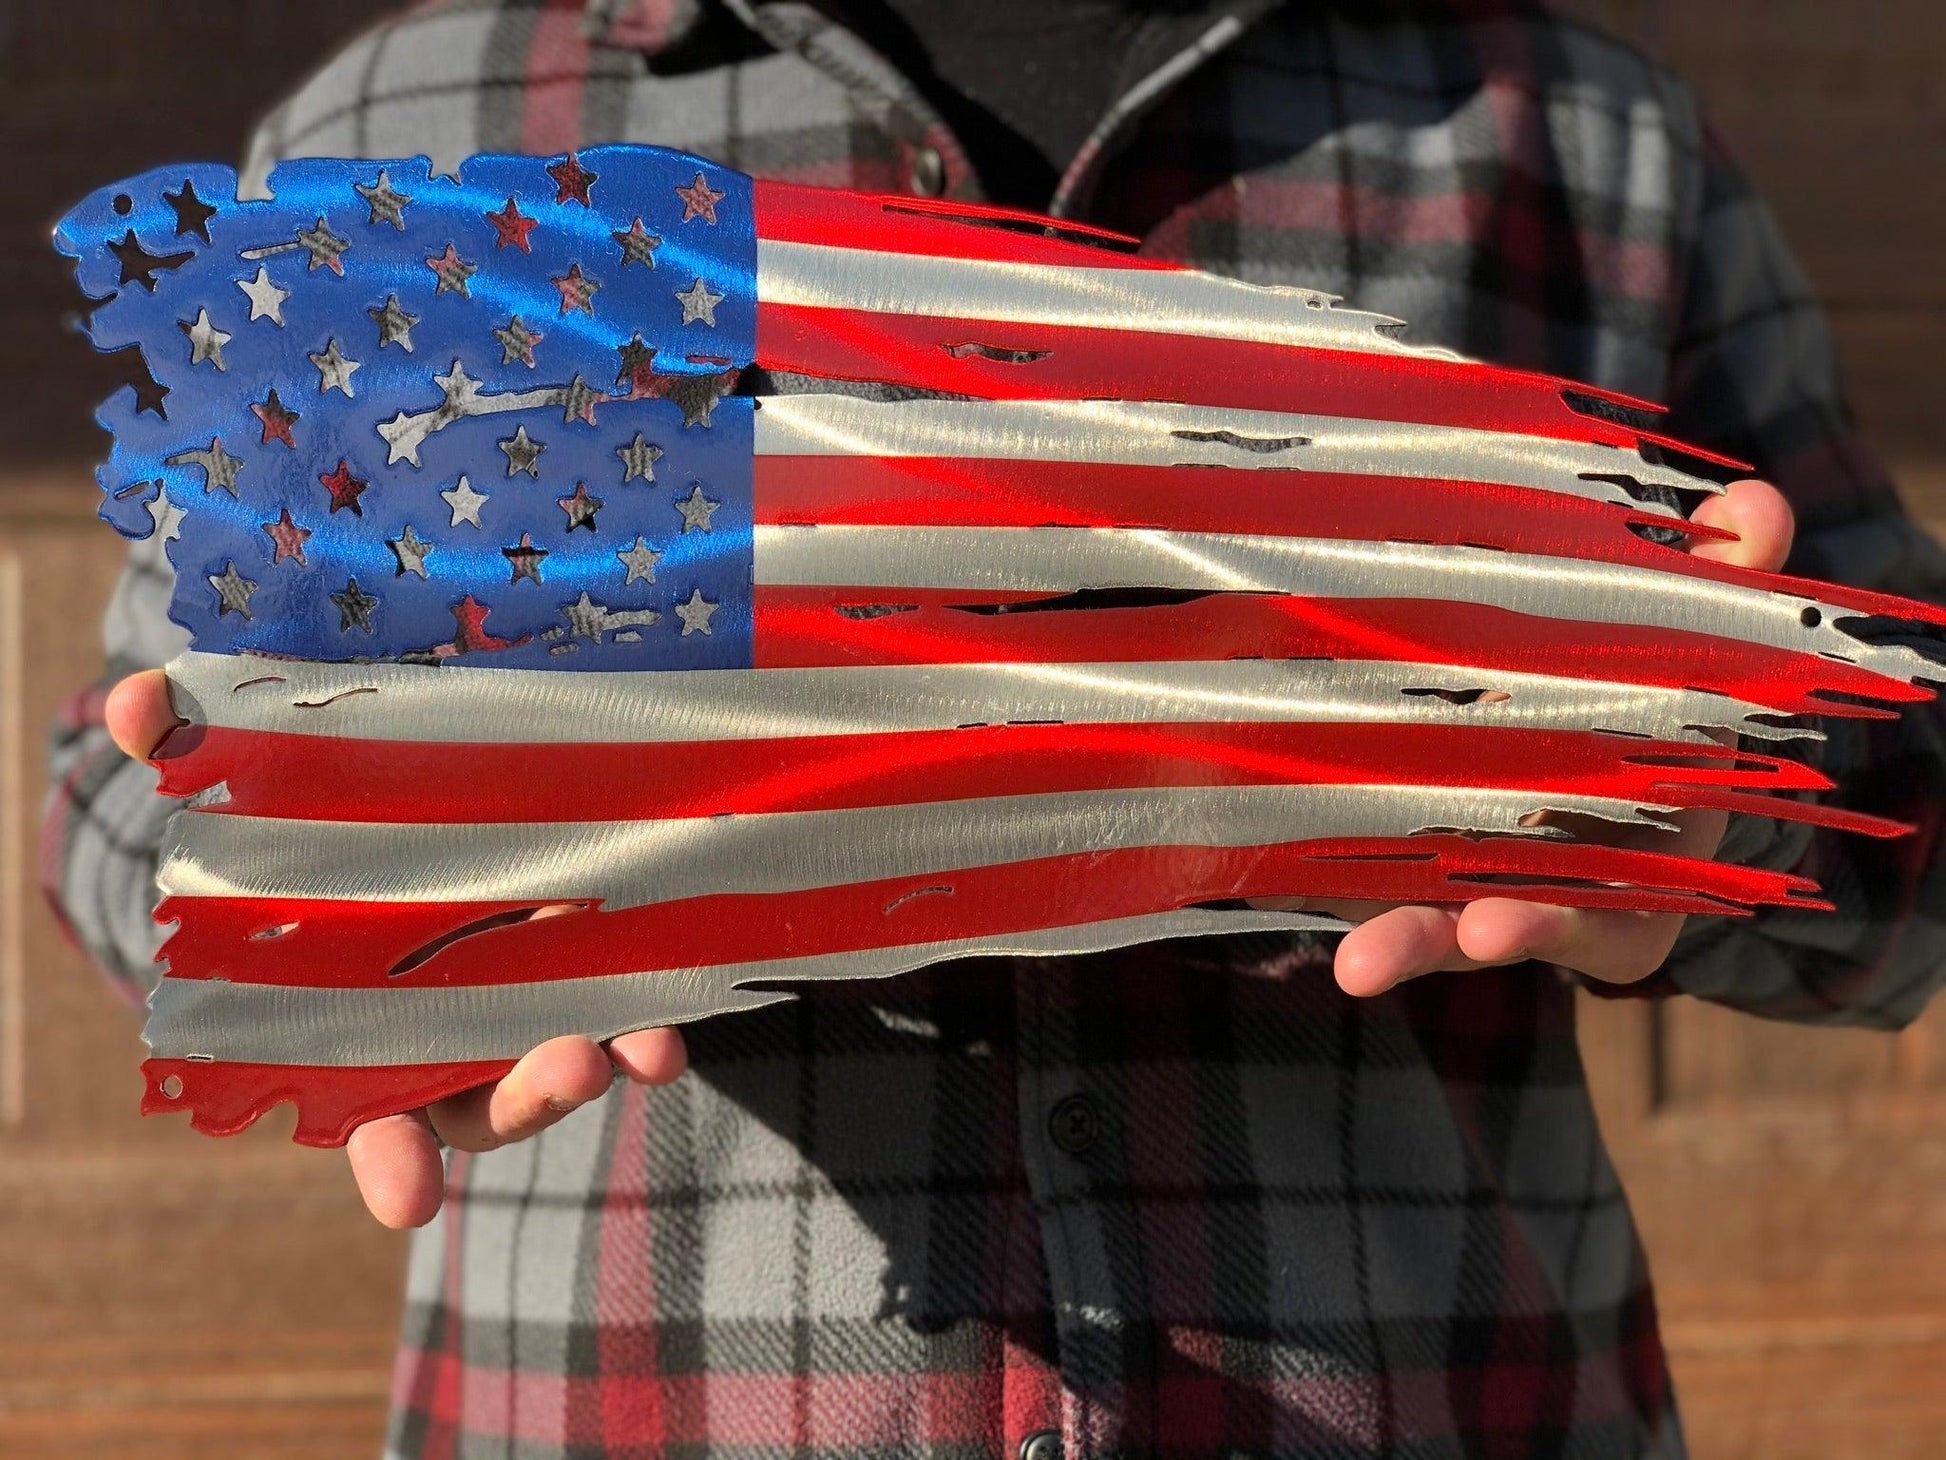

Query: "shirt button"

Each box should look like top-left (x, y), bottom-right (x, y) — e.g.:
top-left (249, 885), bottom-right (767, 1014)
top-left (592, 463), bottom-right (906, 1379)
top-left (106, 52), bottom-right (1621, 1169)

top-left (909, 145), bottom-right (946, 196)
top-left (1048, 1094), bottom-right (1100, 1155)
top-left (1020, 1430), bottom-right (1063, 1460)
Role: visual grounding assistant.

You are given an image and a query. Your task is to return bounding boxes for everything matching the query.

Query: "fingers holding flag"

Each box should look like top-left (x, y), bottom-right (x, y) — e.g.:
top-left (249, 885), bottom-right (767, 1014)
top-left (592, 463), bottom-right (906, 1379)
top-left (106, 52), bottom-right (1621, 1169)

top-left (349, 1029), bottom-right (688, 1228)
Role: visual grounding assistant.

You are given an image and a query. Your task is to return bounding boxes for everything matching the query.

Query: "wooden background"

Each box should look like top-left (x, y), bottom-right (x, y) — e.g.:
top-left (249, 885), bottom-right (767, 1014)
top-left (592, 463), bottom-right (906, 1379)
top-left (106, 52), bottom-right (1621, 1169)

top-left (2, 2), bottom-right (1944, 1454)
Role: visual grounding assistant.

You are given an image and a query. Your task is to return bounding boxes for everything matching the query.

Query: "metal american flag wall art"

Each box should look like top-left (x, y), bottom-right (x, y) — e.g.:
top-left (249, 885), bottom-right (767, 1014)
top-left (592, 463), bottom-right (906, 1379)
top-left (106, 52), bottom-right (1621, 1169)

top-left (57, 145), bottom-right (1946, 1145)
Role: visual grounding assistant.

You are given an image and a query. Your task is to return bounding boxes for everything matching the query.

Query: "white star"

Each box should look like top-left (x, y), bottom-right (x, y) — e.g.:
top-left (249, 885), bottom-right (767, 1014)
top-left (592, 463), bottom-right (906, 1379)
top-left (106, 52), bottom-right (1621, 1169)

top-left (388, 524), bottom-right (435, 580)
top-left (355, 171), bottom-right (411, 228)
top-left (179, 308), bottom-right (230, 370)
top-left (500, 425), bottom-right (545, 478)
top-left (564, 591), bottom-right (610, 642)
top-left (144, 487), bottom-right (185, 543)
top-left (435, 359), bottom-right (484, 412)
top-left (309, 338), bottom-right (361, 396)
top-left (208, 561), bottom-right (257, 618)
top-left (616, 535), bottom-right (660, 585)
top-left (377, 411), bottom-right (423, 466)
top-left (674, 588), bottom-right (718, 636)
top-left (674, 276), bottom-right (724, 327)
top-left (617, 432), bottom-right (662, 483)
top-left (674, 482), bottom-right (719, 533)
top-left (441, 475), bottom-right (489, 528)
top-left (237, 265), bottom-right (289, 325)
top-left (165, 438), bottom-right (244, 496)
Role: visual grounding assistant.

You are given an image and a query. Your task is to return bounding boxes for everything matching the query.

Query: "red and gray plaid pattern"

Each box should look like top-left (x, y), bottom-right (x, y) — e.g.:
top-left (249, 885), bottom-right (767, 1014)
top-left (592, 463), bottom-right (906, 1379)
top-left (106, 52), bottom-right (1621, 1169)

top-left (42, 1), bottom-right (1946, 1456)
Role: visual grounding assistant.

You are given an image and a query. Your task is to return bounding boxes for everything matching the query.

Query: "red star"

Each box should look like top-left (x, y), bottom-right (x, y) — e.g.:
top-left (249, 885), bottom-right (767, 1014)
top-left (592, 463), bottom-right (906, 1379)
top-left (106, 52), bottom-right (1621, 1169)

top-left (674, 171), bottom-right (726, 225)
top-left (250, 387), bottom-right (300, 448)
top-left (450, 595), bottom-right (524, 654)
top-left (260, 506), bottom-right (312, 565)
top-left (546, 152), bottom-right (598, 206)
top-left (552, 262), bottom-right (600, 316)
top-left (485, 196), bottom-right (537, 251)
top-left (319, 458), bottom-right (369, 516)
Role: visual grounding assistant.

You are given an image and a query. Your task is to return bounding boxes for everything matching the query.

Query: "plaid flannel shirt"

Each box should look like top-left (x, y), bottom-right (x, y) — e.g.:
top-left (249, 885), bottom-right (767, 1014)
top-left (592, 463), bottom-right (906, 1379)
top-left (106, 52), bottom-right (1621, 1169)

top-left (42, 1), bottom-right (1946, 1456)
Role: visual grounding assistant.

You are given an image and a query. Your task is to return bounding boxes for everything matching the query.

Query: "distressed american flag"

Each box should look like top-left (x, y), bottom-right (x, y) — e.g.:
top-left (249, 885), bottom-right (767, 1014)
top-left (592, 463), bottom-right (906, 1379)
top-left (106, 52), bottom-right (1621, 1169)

top-left (58, 144), bottom-right (1946, 1144)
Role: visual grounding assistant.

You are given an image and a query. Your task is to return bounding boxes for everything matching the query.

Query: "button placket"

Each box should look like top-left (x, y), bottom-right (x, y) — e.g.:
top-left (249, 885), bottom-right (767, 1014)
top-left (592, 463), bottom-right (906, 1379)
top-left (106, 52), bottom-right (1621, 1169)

top-left (1048, 1092), bottom-right (1101, 1156)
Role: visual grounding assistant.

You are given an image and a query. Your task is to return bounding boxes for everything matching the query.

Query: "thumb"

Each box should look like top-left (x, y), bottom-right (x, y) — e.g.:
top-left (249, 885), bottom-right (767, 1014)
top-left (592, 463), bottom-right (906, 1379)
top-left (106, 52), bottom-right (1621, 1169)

top-left (104, 668), bottom-right (184, 761)
top-left (1686, 477), bottom-right (1794, 573)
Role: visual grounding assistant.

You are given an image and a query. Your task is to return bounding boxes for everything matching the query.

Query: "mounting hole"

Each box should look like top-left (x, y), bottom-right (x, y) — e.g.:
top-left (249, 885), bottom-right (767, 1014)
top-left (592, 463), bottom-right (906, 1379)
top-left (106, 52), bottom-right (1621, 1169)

top-left (159, 1074), bottom-right (184, 1099)
top-left (1800, 606), bottom-right (1822, 628)
top-left (112, 193), bottom-right (133, 215)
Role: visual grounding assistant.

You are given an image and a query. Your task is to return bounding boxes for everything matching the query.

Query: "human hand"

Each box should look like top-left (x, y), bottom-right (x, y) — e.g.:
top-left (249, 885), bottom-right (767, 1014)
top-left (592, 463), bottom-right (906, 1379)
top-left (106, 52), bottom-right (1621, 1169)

top-left (105, 669), bottom-right (688, 1227)
top-left (1263, 478), bottom-right (1798, 997)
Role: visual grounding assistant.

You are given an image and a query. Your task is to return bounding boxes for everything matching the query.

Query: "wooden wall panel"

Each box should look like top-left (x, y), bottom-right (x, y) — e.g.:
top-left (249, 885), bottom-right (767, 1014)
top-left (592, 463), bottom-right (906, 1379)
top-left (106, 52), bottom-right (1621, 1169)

top-left (0, 487), bottom-right (405, 1458)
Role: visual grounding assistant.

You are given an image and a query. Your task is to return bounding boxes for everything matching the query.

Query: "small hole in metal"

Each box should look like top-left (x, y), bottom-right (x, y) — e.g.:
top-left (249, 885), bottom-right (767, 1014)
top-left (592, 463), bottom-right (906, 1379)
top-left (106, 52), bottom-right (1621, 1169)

top-left (1801, 606), bottom-right (1822, 628)
top-left (113, 194), bottom-right (133, 215)
top-left (160, 1074), bottom-right (184, 1099)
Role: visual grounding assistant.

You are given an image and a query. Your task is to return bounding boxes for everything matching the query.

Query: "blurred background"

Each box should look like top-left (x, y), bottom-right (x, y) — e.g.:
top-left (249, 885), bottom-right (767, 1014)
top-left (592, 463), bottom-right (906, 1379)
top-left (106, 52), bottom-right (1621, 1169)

top-left (1, 2), bottom-right (1943, 1455)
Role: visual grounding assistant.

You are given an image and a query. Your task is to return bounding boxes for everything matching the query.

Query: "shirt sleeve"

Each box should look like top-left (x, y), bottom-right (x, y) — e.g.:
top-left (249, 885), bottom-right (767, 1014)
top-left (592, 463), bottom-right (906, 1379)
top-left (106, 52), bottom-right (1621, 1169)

top-left (40, 524), bottom-right (191, 1006)
top-left (1613, 129), bottom-right (1946, 1028)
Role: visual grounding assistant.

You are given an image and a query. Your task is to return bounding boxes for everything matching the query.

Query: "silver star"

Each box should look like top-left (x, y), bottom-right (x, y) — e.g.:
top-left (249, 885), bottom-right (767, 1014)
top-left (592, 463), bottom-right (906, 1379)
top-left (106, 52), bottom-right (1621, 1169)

top-left (494, 315), bottom-right (542, 367)
top-left (369, 295), bottom-right (419, 351)
top-left (426, 242), bottom-right (477, 296)
top-left (563, 591), bottom-right (610, 642)
top-left (674, 276), bottom-right (724, 327)
top-left (179, 308), bottom-right (230, 370)
top-left (296, 218), bottom-right (350, 272)
top-left (145, 487), bottom-right (185, 543)
top-left (355, 171), bottom-right (411, 229)
top-left (330, 577), bottom-right (380, 634)
top-left (616, 535), bottom-right (660, 585)
top-left (441, 474), bottom-right (489, 528)
top-left (671, 371), bottom-right (732, 429)
top-left (435, 360), bottom-right (485, 412)
top-left (558, 481), bottom-right (604, 532)
top-left (499, 425), bottom-right (545, 477)
top-left (377, 412), bottom-right (421, 467)
top-left (612, 217), bottom-right (662, 268)
top-left (617, 432), bottom-right (663, 482)
top-left (674, 588), bottom-right (718, 636)
top-left (166, 438), bottom-right (244, 496)
top-left (309, 337), bottom-right (362, 396)
top-left (559, 373), bottom-right (603, 425)
top-left (237, 265), bottom-right (289, 325)
top-left (560, 591), bottom-right (659, 643)
top-left (674, 483), bottom-right (719, 533)
top-left (208, 561), bottom-right (257, 618)
top-left (388, 523), bottom-right (435, 579)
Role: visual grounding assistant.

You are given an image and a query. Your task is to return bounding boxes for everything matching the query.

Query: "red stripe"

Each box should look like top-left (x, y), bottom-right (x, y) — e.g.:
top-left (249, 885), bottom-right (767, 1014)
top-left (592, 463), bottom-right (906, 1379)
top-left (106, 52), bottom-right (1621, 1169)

top-left (154, 833), bottom-right (1824, 994)
top-left (752, 455), bottom-right (1946, 629)
top-left (750, 588), bottom-right (1932, 719)
top-left (142, 1056), bottom-right (513, 1148)
top-left (156, 721), bottom-right (1854, 826)
top-left (755, 180), bottom-right (1173, 268)
top-left (754, 303), bottom-right (1740, 466)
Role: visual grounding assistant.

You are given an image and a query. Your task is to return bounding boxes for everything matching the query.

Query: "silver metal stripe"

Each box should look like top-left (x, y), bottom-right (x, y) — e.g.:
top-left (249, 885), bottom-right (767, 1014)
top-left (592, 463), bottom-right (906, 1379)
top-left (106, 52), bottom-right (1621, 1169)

top-left (156, 783), bottom-right (1677, 909)
top-left (751, 525), bottom-right (1938, 686)
top-left (756, 238), bottom-right (1449, 358)
top-left (751, 394), bottom-right (1712, 511)
top-left (144, 908), bottom-right (1351, 1065)
top-left (168, 650), bottom-right (1805, 748)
